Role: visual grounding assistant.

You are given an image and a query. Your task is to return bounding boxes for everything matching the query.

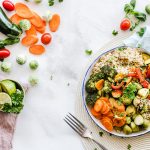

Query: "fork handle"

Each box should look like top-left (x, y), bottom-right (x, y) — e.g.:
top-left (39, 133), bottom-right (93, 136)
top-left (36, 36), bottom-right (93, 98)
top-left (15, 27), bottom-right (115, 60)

top-left (91, 138), bottom-right (108, 150)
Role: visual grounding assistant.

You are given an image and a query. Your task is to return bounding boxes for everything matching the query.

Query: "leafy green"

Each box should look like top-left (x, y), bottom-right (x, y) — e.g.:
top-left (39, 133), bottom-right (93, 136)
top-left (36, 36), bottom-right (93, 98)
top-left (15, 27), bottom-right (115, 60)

top-left (123, 83), bottom-right (137, 100)
top-left (133, 11), bottom-right (147, 22)
top-left (85, 49), bottom-right (92, 55)
top-left (112, 30), bottom-right (118, 36)
top-left (99, 131), bottom-right (104, 137)
top-left (130, 0), bottom-right (136, 8)
top-left (86, 93), bottom-right (100, 106)
top-left (2, 89), bottom-right (24, 114)
top-left (137, 27), bottom-right (146, 37)
top-left (145, 4), bottom-right (150, 15)
top-left (124, 4), bottom-right (134, 14)
top-left (127, 144), bottom-right (132, 150)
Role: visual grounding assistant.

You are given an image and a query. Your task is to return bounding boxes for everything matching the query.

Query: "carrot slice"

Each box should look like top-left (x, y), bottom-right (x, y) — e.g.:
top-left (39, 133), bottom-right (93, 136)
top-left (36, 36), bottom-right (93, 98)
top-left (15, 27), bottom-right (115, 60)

top-left (95, 79), bottom-right (104, 90)
top-left (29, 45), bottom-right (45, 55)
top-left (35, 26), bottom-right (46, 34)
top-left (91, 108), bottom-right (102, 120)
top-left (15, 3), bottom-right (33, 18)
top-left (94, 100), bottom-right (104, 112)
top-left (105, 111), bottom-right (114, 119)
top-left (101, 104), bottom-right (110, 115)
top-left (26, 25), bottom-right (37, 36)
top-left (30, 12), bottom-right (44, 28)
top-left (21, 35), bottom-right (38, 46)
top-left (49, 14), bottom-right (60, 32)
top-left (100, 97), bottom-right (109, 103)
top-left (101, 117), bottom-right (113, 131)
top-left (113, 118), bottom-right (126, 127)
top-left (10, 14), bottom-right (23, 24)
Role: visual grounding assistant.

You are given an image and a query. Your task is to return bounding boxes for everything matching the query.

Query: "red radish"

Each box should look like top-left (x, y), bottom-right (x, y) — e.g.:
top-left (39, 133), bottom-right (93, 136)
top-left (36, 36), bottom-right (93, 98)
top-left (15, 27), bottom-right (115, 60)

top-left (2, 0), bottom-right (15, 11)
top-left (0, 48), bottom-right (10, 58)
top-left (120, 19), bottom-right (131, 31)
top-left (41, 33), bottom-right (52, 45)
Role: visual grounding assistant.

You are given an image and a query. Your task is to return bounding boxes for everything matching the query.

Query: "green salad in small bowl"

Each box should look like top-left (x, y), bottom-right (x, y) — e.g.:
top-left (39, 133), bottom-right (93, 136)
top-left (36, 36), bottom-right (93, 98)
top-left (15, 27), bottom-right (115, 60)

top-left (0, 79), bottom-right (25, 114)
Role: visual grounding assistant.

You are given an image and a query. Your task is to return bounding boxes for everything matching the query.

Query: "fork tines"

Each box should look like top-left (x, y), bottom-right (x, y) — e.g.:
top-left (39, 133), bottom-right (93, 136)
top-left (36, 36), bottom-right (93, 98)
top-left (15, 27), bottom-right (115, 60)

top-left (64, 113), bottom-right (86, 136)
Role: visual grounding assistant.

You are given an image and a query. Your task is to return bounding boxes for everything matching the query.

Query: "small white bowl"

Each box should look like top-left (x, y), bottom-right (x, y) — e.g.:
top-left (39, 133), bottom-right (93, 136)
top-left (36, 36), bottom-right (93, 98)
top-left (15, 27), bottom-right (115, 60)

top-left (82, 46), bottom-right (150, 138)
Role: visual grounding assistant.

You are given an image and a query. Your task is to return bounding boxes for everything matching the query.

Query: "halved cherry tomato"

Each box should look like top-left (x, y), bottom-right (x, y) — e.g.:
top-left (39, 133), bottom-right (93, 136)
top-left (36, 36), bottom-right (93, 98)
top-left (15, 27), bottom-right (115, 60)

top-left (146, 65), bottom-right (150, 78)
top-left (0, 48), bottom-right (10, 59)
top-left (135, 68), bottom-right (145, 82)
top-left (141, 80), bottom-right (149, 88)
top-left (120, 19), bottom-right (131, 31)
top-left (2, 0), bottom-right (15, 11)
top-left (41, 33), bottom-right (52, 45)
top-left (111, 82), bottom-right (124, 90)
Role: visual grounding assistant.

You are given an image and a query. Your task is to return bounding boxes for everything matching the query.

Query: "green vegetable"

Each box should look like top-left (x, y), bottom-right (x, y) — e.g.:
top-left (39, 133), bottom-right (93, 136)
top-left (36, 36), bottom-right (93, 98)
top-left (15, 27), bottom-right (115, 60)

top-left (19, 19), bottom-right (31, 31)
top-left (112, 30), bottom-right (118, 36)
top-left (29, 60), bottom-right (39, 70)
top-left (134, 115), bottom-right (144, 125)
top-left (127, 144), bottom-right (132, 150)
top-left (126, 105), bottom-right (136, 116)
top-left (133, 96), bottom-right (140, 107)
top-left (130, 0), bottom-right (136, 8)
top-left (138, 88), bottom-right (149, 99)
top-left (48, 0), bottom-right (54, 6)
top-left (34, 0), bottom-right (42, 3)
top-left (86, 79), bottom-right (97, 93)
top-left (29, 76), bottom-right (39, 86)
top-left (86, 93), bottom-right (100, 106)
top-left (99, 131), bottom-right (104, 137)
top-left (124, 4), bottom-right (134, 14)
top-left (16, 54), bottom-right (27, 65)
top-left (0, 7), bottom-right (22, 38)
top-left (133, 11), bottom-right (147, 22)
top-left (123, 125), bottom-right (132, 134)
top-left (103, 80), bottom-right (112, 94)
top-left (85, 49), bottom-right (92, 55)
top-left (2, 89), bottom-right (24, 114)
top-left (145, 4), bottom-right (150, 15)
top-left (121, 95), bottom-right (133, 105)
top-left (0, 38), bottom-right (20, 49)
top-left (130, 122), bottom-right (139, 132)
top-left (126, 116), bottom-right (131, 124)
top-left (90, 73), bottom-right (105, 82)
top-left (1, 62), bottom-right (12, 73)
top-left (137, 27), bottom-right (146, 37)
top-left (143, 119), bottom-right (150, 129)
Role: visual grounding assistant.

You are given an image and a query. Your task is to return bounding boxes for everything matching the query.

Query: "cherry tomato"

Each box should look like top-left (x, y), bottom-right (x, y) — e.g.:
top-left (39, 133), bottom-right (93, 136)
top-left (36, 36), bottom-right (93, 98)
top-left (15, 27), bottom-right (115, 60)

top-left (41, 33), bottom-right (52, 45)
top-left (0, 48), bottom-right (10, 59)
top-left (2, 0), bottom-right (15, 11)
top-left (111, 82), bottom-right (124, 90)
top-left (120, 19), bottom-right (131, 31)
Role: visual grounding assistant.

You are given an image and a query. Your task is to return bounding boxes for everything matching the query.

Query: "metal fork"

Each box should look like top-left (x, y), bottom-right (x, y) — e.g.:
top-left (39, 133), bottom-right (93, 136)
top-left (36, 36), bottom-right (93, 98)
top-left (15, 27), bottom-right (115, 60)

top-left (64, 113), bottom-right (108, 150)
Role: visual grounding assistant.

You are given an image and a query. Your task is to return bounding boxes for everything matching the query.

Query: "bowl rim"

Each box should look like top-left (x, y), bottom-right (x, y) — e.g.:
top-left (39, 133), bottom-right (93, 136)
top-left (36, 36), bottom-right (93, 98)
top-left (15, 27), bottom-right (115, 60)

top-left (81, 46), bottom-right (150, 138)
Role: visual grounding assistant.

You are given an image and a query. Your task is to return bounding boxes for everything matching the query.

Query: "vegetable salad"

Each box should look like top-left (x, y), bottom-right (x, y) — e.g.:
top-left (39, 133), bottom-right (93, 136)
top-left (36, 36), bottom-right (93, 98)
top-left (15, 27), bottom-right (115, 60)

top-left (85, 47), bottom-right (150, 135)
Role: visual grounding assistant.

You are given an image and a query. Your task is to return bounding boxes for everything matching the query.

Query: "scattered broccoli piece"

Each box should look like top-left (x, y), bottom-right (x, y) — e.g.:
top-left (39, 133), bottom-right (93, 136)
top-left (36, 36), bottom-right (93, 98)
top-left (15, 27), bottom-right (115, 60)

top-left (85, 79), bottom-right (97, 93)
top-left (90, 72), bottom-right (105, 82)
top-left (86, 93), bottom-right (100, 106)
top-left (19, 19), bottom-right (31, 31)
top-left (1, 62), bottom-right (12, 73)
top-left (103, 80), bottom-right (112, 93)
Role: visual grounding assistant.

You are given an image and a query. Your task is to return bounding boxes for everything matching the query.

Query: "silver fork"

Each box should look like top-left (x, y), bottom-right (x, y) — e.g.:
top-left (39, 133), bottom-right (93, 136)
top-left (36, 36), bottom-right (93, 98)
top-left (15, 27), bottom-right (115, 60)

top-left (64, 113), bottom-right (108, 150)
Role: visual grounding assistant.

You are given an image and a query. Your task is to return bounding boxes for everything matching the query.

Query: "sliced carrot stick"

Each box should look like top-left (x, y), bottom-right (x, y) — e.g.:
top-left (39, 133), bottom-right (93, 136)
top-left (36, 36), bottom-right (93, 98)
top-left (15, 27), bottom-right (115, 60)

top-left (21, 35), bottom-right (38, 46)
top-left (26, 25), bottom-right (37, 36)
top-left (94, 100), bottom-right (104, 112)
top-left (29, 44), bottom-right (45, 55)
top-left (95, 79), bottom-right (104, 90)
top-left (10, 14), bottom-right (23, 24)
top-left (101, 117), bottom-right (113, 131)
top-left (35, 26), bottom-right (46, 34)
top-left (30, 12), bottom-right (44, 28)
top-left (49, 14), bottom-right (60, 32)
top-left (15, 3), bottom-right (33, 18)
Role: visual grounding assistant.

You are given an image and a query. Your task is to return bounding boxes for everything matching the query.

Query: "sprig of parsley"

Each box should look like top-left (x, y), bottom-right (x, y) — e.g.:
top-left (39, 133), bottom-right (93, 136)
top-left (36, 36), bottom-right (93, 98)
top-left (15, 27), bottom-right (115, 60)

top-left (137, 27), bottom-right (146, 37)
top-left (85, 49), bottom-right (92, 55)
top-left (112, 30), bottom-right (118, 36)
top-left (127, 144), bottom-right (132, 150)
top-left (2, 89), bottom-right (24, 114)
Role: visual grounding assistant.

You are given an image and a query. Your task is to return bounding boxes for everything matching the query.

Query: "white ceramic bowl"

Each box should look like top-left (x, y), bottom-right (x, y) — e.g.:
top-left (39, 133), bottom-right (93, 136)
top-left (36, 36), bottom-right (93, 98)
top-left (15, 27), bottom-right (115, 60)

top-left (82, 46), bottom-right (150, 138)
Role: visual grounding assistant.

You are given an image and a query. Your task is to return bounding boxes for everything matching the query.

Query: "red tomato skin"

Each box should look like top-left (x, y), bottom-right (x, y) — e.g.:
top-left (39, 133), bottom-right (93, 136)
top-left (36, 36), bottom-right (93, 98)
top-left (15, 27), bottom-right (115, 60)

top-left (2, 0), bottom-right (15, 11)
top-left (120, 19), bottom-right (131, 31)
top-left (41, 33), bottom-right (52, 45)
top-left (0, 49), bottom-right (10, 59)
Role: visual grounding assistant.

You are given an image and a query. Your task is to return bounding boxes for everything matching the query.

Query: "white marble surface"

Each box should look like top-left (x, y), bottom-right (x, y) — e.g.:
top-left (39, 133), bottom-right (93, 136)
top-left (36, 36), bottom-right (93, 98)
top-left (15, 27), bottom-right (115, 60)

top-left (0, 0), bottom-right (150, 150)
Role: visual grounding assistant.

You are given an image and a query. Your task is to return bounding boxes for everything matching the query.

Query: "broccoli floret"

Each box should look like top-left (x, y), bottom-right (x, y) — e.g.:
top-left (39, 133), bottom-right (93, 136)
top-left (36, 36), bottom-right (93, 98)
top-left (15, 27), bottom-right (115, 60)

top-left (86, 93), bottom-right (100, 106)
top-left (103, 80), bottom-right (112, 93)
top-left (101, 65), bottom-right (117, 78)
top-left (90, 72), bottom-right (105, 82)
top-left (85, 79), bottom-right (97, 93)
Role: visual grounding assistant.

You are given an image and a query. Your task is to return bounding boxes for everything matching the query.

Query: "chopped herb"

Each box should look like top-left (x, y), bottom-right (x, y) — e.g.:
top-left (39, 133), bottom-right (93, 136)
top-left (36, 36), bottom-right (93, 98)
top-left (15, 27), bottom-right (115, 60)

top-left (99, 131), bottom-right (104, 137)
top-left (137, 27), bottom-right (146, 37)
top-left (112, 30), bottom-right (118, 36)
top-left (94, 148), bottom-right (98, 150)
top-left (127, 144), bottom-right (132, 150)
top-left (118, 47), bottom-right (126, 51)
top-left (48, 0), bottom-right (63, 6)
top-left (58, 0), bottom-right (63, 2)
top-left (85, 49), bottom-right (92, 55)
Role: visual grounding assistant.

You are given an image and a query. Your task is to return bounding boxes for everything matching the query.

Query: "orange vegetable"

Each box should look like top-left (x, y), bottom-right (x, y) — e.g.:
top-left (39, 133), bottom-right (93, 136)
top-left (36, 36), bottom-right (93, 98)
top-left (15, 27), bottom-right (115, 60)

top-left (49, 14), bottom-right (60, 32)
top-left (101, 117), bottom-right (113, 131)
top-left (112, 90), bottom-right (122, 98)
top-left (105, 111), bottom-right (114, 119)
top-left (113, 118), bottom-right (126, 127)
top-left (15, 3), bottom-right (33, 18)
top-left (29, 45), bottom-right (45, 55)
top-left (114, 111), bottom-right (126, 120)
top-left (21, 35), bottom-right (38, 46)
top-left (100, 97), bottom-right (109, 103)
top-left (30, 12), bottom-right (44, 28)
top-left (91, 108), bottom-right (102, 119)
top-left (35, 26), bottom-right (46, 34)
top-left (95, 79), bottom-right (104, 90)
top-left (101, 101), bottom-right (110, 115)
top-left (26, 25), bottom-right (37, 36)
top-left (94, 99), bottom-right (104, 112)
top-left (10, 14), bottom-right (23, 24)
